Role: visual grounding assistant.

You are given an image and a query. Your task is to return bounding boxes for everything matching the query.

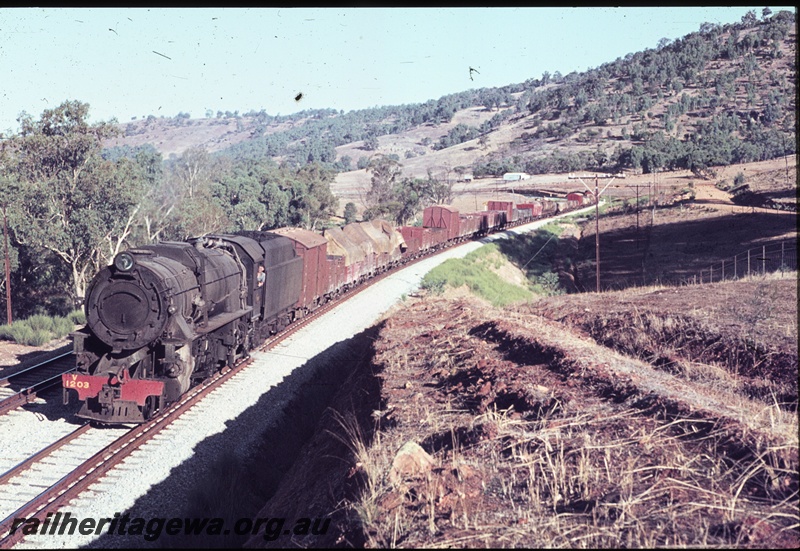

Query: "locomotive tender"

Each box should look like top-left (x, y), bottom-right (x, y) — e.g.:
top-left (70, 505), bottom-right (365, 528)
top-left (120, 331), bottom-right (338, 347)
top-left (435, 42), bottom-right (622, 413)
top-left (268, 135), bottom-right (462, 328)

top-left (64, 199), bottom-right (563, 424)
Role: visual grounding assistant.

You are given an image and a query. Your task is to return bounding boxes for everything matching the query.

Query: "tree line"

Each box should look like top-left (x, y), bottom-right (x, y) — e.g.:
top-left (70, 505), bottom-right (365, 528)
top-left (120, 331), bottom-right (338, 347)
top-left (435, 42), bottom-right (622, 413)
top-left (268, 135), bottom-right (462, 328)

top-left (0, 9), bottom-right (794, 318)
top-left (104, 10), bottom-right (795, 184)
top-left (472, 9), bottom-right (795, 176)
top-left (0, 101), bottom-right (341, 318)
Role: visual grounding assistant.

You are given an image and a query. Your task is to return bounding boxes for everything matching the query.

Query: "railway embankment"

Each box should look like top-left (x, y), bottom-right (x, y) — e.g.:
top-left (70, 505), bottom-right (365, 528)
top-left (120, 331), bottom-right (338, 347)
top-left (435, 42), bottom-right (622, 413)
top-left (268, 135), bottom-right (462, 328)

top-left (244, 275), bottom-right (797, 548)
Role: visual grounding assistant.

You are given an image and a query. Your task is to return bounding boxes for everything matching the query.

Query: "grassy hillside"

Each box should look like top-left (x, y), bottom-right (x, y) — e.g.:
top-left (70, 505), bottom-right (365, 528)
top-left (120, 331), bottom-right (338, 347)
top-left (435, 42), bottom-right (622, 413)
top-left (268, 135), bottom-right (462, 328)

top-left (105, 10), bottom-right (796, 186)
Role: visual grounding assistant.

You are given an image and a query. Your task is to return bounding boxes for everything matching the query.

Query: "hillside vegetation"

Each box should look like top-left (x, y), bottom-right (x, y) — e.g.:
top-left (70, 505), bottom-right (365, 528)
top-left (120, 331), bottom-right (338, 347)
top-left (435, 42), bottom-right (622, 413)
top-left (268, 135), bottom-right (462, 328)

top-left (105, 9), bottom-right (795, 183)
top-left (0, 10), bottom-right (795, 547)
top-left (242, 276), bottom-right (797, 548)
top-left (1, 10), bottom-right (792, 321)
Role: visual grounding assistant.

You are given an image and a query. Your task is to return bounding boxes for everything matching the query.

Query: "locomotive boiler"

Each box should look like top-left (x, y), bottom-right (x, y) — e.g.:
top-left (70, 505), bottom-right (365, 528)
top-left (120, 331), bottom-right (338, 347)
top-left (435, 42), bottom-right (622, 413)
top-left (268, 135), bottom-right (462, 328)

top-left (63, 232), bottom-right (303, 423)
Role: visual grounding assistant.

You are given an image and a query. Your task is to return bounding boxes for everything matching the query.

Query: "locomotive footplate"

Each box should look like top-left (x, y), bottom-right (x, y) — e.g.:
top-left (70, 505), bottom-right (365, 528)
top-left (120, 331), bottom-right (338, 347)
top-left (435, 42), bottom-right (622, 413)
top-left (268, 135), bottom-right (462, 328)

top-left (64, 372), bottom-right (166, 423)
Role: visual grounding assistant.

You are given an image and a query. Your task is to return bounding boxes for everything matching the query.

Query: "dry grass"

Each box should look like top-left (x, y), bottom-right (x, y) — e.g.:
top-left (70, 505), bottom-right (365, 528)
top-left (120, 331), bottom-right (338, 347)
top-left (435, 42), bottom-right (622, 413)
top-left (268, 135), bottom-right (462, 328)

top-left (523, 275), bottom-right (798, 421)
top-left (347, 397), bottom-right (799, 548)
top-left (340, 296), bottom-right (798, 548)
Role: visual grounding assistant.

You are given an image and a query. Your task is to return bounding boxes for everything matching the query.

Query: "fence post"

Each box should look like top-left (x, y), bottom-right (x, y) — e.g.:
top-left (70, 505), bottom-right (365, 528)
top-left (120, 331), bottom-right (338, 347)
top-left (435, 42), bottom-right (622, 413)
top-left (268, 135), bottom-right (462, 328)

top-left (710, 265), bottom-right (713, 283)
top-left (734, 254), bottom-right (737, 279)
top-left (781, 241), bottom-right (785, 274)
top-left (747, 249), bottom-right (751, 277)
top-left (762, 245), bottom-right (766, 275)
top-left (722, 259), bottom-right (725, 280)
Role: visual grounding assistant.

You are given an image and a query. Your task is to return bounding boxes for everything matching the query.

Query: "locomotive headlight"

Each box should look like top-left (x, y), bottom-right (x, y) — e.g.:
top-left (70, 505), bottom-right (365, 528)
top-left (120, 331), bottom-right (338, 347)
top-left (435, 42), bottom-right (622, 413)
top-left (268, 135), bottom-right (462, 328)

top-left (114, 252), bottom-right (135, 272)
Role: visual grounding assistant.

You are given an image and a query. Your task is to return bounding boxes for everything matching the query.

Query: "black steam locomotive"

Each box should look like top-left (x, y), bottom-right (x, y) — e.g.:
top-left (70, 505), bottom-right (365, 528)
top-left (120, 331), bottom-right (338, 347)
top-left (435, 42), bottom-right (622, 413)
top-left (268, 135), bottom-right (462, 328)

top-left (63, 232), bottom-right (305, 423)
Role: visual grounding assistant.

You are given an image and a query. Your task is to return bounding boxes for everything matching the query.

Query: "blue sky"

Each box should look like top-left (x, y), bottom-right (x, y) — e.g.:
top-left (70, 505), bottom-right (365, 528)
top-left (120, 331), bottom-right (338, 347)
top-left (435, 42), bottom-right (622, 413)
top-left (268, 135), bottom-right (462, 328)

top-left (0, 7), bottom-right (793, 134)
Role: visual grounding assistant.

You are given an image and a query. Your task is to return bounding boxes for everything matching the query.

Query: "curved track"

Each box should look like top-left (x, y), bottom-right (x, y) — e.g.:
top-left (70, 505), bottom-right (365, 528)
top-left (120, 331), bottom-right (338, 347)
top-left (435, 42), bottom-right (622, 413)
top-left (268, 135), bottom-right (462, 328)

top-left (0, 208), bottom-right (590, 548)
top-left (0, 240), bottom-right (411, 549)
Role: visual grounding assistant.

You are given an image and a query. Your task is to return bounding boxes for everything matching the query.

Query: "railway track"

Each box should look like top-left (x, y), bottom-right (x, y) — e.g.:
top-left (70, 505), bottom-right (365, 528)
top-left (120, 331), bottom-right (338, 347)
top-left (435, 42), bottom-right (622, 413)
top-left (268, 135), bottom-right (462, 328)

top-left (0, 351), bottom-right (75, 416)
top-left (0, 209), bottom-right (549, 422)
top-left (0, 250), bottom-right (404, 549)
top-left (0, 209), bottom-right (588, 548)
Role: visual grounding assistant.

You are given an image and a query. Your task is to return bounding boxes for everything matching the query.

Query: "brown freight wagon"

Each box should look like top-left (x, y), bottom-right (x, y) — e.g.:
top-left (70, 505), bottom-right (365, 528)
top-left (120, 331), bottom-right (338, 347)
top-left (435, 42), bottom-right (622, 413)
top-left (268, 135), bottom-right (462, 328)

top-left (425, 227), bottom-right (449, 249)
top-left (542, 199), bottom-right (559, 216)
top-left (486, 200), bottom-right (514, 222)
top-left (272, 227), bottom-right (331, 310)
top-left (399, 226), bottom-right (423, 255)
top-left (359, 220), bottom-right (401, 272)
top-left (480, 210), bottom-right (505, 232)
top-left (566, 192), bottom-right (585, 209)
top-left (342, 222), bottom-right (377, 275)
top-left (371, 219), bottom-right (406, 260)
top-left (323, 226), bottom-right (367, 287)
top-left (516, 207), bottom-right (533, 221)
top-left (458, 214), bottom-right (481, 238)
top-left (517, 202), bottom-right (543, 217)
top-left (423, 205), bottom-right (461, 241)
top-left (326, 254), bottom-right (347, 295)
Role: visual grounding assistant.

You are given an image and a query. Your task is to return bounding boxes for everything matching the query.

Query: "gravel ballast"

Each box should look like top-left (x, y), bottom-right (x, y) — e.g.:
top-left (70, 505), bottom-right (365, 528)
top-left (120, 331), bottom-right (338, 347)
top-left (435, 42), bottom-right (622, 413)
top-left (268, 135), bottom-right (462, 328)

top-left (10, 209), bottom-right (591, 549)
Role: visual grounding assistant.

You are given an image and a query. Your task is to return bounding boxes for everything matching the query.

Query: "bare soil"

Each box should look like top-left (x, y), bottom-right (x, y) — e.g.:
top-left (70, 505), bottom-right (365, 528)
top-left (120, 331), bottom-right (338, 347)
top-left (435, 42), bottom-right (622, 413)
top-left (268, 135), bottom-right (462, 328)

top-left (246, 280), bottom-right (797, 548)
top-left (243, 154), bottom-right (797, 547)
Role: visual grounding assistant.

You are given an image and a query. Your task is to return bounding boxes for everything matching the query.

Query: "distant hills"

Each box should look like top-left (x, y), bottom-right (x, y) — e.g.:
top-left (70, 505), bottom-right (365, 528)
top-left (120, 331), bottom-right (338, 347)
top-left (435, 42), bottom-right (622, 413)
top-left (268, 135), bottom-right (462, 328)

top-left (105, 10), bottom-right (796, 184)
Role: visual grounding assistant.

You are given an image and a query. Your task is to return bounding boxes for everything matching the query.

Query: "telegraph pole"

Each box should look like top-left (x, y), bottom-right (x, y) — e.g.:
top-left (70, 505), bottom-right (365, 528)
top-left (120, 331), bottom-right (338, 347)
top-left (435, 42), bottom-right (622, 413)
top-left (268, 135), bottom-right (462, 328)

top-left (2, 204), bottom-right (11, 324)
top-left (652, 168), bottom-right (659, 225)
top-left (635, 182), bottom-right (640, 249)
top-left (575, 174), bottom-right (616, 292)
top-left (595, 176), bottom-right (600, 292)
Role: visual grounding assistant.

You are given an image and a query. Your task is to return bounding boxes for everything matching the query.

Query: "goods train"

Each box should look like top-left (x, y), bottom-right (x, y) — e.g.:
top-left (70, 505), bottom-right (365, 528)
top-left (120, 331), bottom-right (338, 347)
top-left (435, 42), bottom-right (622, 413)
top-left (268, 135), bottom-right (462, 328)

top-left (63, 198), bottom-right (563, 424)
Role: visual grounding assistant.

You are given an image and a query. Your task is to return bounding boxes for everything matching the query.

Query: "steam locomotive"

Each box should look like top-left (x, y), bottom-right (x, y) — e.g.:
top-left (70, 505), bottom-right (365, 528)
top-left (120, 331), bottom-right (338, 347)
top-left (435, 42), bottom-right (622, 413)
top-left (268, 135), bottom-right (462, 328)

top-left (63, 199), bottom-right (562, 424)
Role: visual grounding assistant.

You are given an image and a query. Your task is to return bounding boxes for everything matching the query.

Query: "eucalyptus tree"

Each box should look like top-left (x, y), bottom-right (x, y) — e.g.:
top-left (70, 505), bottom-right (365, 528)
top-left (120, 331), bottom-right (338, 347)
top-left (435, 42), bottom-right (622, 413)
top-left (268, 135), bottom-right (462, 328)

top-left (2, 100), bottom-right (149, 304)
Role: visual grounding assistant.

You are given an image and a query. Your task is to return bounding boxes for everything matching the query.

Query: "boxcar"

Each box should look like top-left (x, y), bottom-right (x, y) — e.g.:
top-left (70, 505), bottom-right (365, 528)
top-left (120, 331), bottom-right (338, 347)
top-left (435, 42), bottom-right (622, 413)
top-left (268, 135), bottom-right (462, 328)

top-left (423, 205), bottom-right (461, 242)
top-left (567, 192), bottom-right (585, 209)
top-left (272, 227), bottom-right (331, 311)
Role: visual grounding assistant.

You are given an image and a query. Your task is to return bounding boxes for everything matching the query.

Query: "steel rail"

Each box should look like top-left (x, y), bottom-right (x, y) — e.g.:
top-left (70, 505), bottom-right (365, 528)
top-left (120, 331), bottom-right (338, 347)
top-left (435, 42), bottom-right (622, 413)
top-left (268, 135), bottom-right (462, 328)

top-left (0, 206), bottom-right (577, 548)
top-left (0, 351), bottom-right (76, 416)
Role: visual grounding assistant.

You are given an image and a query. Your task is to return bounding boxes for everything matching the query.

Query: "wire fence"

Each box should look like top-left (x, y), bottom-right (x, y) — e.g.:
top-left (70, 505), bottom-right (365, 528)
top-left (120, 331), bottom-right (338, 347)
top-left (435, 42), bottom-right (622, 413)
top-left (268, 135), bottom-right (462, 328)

top-left (689, 239), bottom-right (797, 285)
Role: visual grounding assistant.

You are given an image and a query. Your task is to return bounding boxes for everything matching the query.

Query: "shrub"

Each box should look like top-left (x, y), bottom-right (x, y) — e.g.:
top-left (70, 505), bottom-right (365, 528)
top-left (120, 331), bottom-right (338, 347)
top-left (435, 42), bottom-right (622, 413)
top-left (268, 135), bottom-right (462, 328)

top-left (7, 324), bottom-right (35, 345)
top-left (0, 324), bottom-right (14, 341)
top-left (0, 312), bottom-right (82, 345)
top-left (420, 253), bottom-right (533, 307)
top-left (25, 329), bottom-right (54, 347)
top-left (25, 314), bottom-right (54, 333)
top-left (534, 271), bottom-right (563, 296)
top-left (420, 275), bottom-right (446, 295)
top-left (68, 309), bottom-right (86, 325)
top-left (52, 316), bottom-right (75, 338)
